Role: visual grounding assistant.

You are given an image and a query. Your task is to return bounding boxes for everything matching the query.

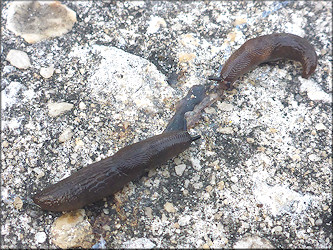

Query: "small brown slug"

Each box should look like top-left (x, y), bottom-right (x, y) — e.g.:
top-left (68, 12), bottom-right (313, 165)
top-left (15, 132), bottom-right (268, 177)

top-left (33, 131), bottom-right (200, 212)
top-left (209, 33), bottom-right (318, 88)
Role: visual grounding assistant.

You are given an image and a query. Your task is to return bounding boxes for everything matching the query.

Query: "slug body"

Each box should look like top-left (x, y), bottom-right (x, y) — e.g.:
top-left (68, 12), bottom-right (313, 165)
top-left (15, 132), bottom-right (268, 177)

top-left (210, 33), bottom-right (317, 88)
top-left (164, 84), bottom-right (206, 132)
top-left (33, 131), bottom-right (200, 212)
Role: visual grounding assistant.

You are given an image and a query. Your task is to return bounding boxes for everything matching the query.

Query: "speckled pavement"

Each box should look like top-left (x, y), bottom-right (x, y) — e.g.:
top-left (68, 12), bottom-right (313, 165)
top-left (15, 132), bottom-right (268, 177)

top-left (1, 1), bottom-right (332, 248)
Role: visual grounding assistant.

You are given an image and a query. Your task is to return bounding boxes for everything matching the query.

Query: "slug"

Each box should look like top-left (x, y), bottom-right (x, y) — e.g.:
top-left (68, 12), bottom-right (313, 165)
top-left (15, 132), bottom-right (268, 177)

top-left (164, 84), bottom-right (206, 132)
top-left (209, 33), bottom-right (318, 88)
top-left (33, 131), bottom-right (200, 212)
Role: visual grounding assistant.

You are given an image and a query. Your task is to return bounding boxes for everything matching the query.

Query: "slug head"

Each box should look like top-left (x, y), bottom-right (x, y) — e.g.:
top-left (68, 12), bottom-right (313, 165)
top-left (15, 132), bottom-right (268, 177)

top-left (208, 76), bottom-right (232, 90)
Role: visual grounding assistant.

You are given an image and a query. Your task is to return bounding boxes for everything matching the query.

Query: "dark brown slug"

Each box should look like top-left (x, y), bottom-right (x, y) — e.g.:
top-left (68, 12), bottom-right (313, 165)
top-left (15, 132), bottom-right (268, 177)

top-left (33, 131), bottom-right (200, 212)
top-left (209, 33), bottom-right (318, 89)
top-left (164, 85), bottom-right (206, 132)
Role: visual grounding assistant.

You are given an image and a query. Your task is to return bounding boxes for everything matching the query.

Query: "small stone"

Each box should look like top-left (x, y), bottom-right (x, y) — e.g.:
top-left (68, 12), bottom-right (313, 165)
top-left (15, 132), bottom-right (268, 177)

top-left (234, 17), bottom-right (247, 25)
top-left (206, 185), bottom-right (213, 193)
top-left (246, 138), bottom-right (255, 143)
top-left (79, 102), bottom-right (86, 110)
top-left (122, 238), bottom-right (156, 249)
top-left (308, 154), bottom-right (320, 162)
top-left (230, 176), bottom-right (238, 183)
top-left (146, 16), bottom-right (166, 34)
top-left (218, 181), bottom-right (225, 190)
top-left (315, 123), bottom-right (326, 131)
top-left (202, 243), bottom-right (210, 249)
top-left (272, 225), bottom-right (283, 233)
top-left (174, 158), bottom-right (182, 165)
top-left (193, 182), bottom-right (203, 189)
top-left (257, 146), bottom-right (266, 152)
top-left (175, 164), bottom-right (186, 176)
top-left (59, 127), bottom-right (73, 143)
top-left (217, 102), bottom-right (234, 111)
top-left (204, 107), bottom-right (216, 114)
top-left (51, 209), bottom-right (94, 248)
top-left (291, 154), bottom-right (301, 162)
top-left (33, 167), bottom-right (44, 179)
top-left (161, 213), bottom-right (167, 222)
top-left (178, 215), bottom-right (191, 226)
top-left (13, 196), bottom-right (23, 210)
top-left (233, 236), bottom-right (274, 249)
top-left (178, 52), bottom-right (195, 63)
top-left (123, 121), bottom-right (130, 129)
top-left (242, 222), bottom-right (249, 229)
top-left (6, 49), bottom-right (31, 69)
top-left (75, 138), bottom-right (84, 147)
top-left (164, 202), bottom-right (176, 213)
top-left (145, 207), bottom-right (153, 219)
top-left (2, 141), bottom-right (9, 148)
top-left (162, 169), bottom-right (170, 178)
top-left (35, 232), bottom-right (47, 244)
top-left (269, 128), bottom-right (278, 133)
top-left (6, 1), bottom-right (77, 43)
top-left (40, 65), bottom-right (55, 78)
top-left (173, 222), bottom-right (180, 229)
top-left (148, 169), bottom-right (156, 178)
top-left (217, 127), bottom-right (234, 134)
top-left (191, 158), bottom-right (201, 171)
top-left (315, 218), bottom-right (323, 226)
top-left (48, 102), bottom-right (73, 117)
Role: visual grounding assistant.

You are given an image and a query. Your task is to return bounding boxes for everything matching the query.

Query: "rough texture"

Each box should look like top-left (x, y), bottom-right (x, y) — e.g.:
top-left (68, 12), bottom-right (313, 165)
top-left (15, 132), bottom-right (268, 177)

top-left (1, 1), bottom-right (332, 249)
top-left (50, 209), bottom-right (94, 248)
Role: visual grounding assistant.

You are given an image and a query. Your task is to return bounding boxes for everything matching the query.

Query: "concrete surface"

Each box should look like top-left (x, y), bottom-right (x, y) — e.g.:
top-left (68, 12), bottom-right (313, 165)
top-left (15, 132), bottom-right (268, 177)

top-left (1, 1), bottom-right (332, 248)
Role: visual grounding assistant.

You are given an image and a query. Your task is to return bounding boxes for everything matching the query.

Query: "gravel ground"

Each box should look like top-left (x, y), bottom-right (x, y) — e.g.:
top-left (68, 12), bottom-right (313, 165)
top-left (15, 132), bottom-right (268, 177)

top-left (1, 1), bottom-right (332, 249)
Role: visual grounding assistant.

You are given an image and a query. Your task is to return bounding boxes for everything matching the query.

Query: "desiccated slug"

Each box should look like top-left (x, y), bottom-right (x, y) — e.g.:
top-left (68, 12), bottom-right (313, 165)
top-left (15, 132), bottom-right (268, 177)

top-left (33, 131), bottom-right (200, 212)
top-left (209, 33), bottom-right (318, 89)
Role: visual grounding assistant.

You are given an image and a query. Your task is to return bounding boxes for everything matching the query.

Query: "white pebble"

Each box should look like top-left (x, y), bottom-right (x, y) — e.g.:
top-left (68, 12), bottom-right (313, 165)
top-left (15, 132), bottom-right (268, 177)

top-left (230, 176), bottom-right (238, 183)
top-left (40, 65), bottom-right (55, 78)
top-left (315, 218), bottom-right (323, 226)
top-left (48, 102), bottom-right (73, 117)
top-left (308, 154), bottom-right (320, 162)
top-left (191, 158), bottom-right (201, 171)
top-left (164, 202), bottom-right (176, 213)
top-left (217, 102), bottom-right (234, 111)
top-left (6, 49), bottom-right (31, 69)
top-left (59, 127), bottom-right (73, 142)
top-left (315, 123), bottom-right (326, 131)
top-left (146, 16), bottom-right (166, 34)
top-left (272, 225), bottom-right (283, 233)
top-left (217, 126), bottom-right (234, 134)
top-left (122, 238), bottom-right (156, 249)
top-left (178, 215), bottom-right (191, 226)
top-left (79, 102), bottom-right (86, 110)
top-left (35, 231), bottom-right (47, 243)
top-left (175, 164), bottom-right (186, 176)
